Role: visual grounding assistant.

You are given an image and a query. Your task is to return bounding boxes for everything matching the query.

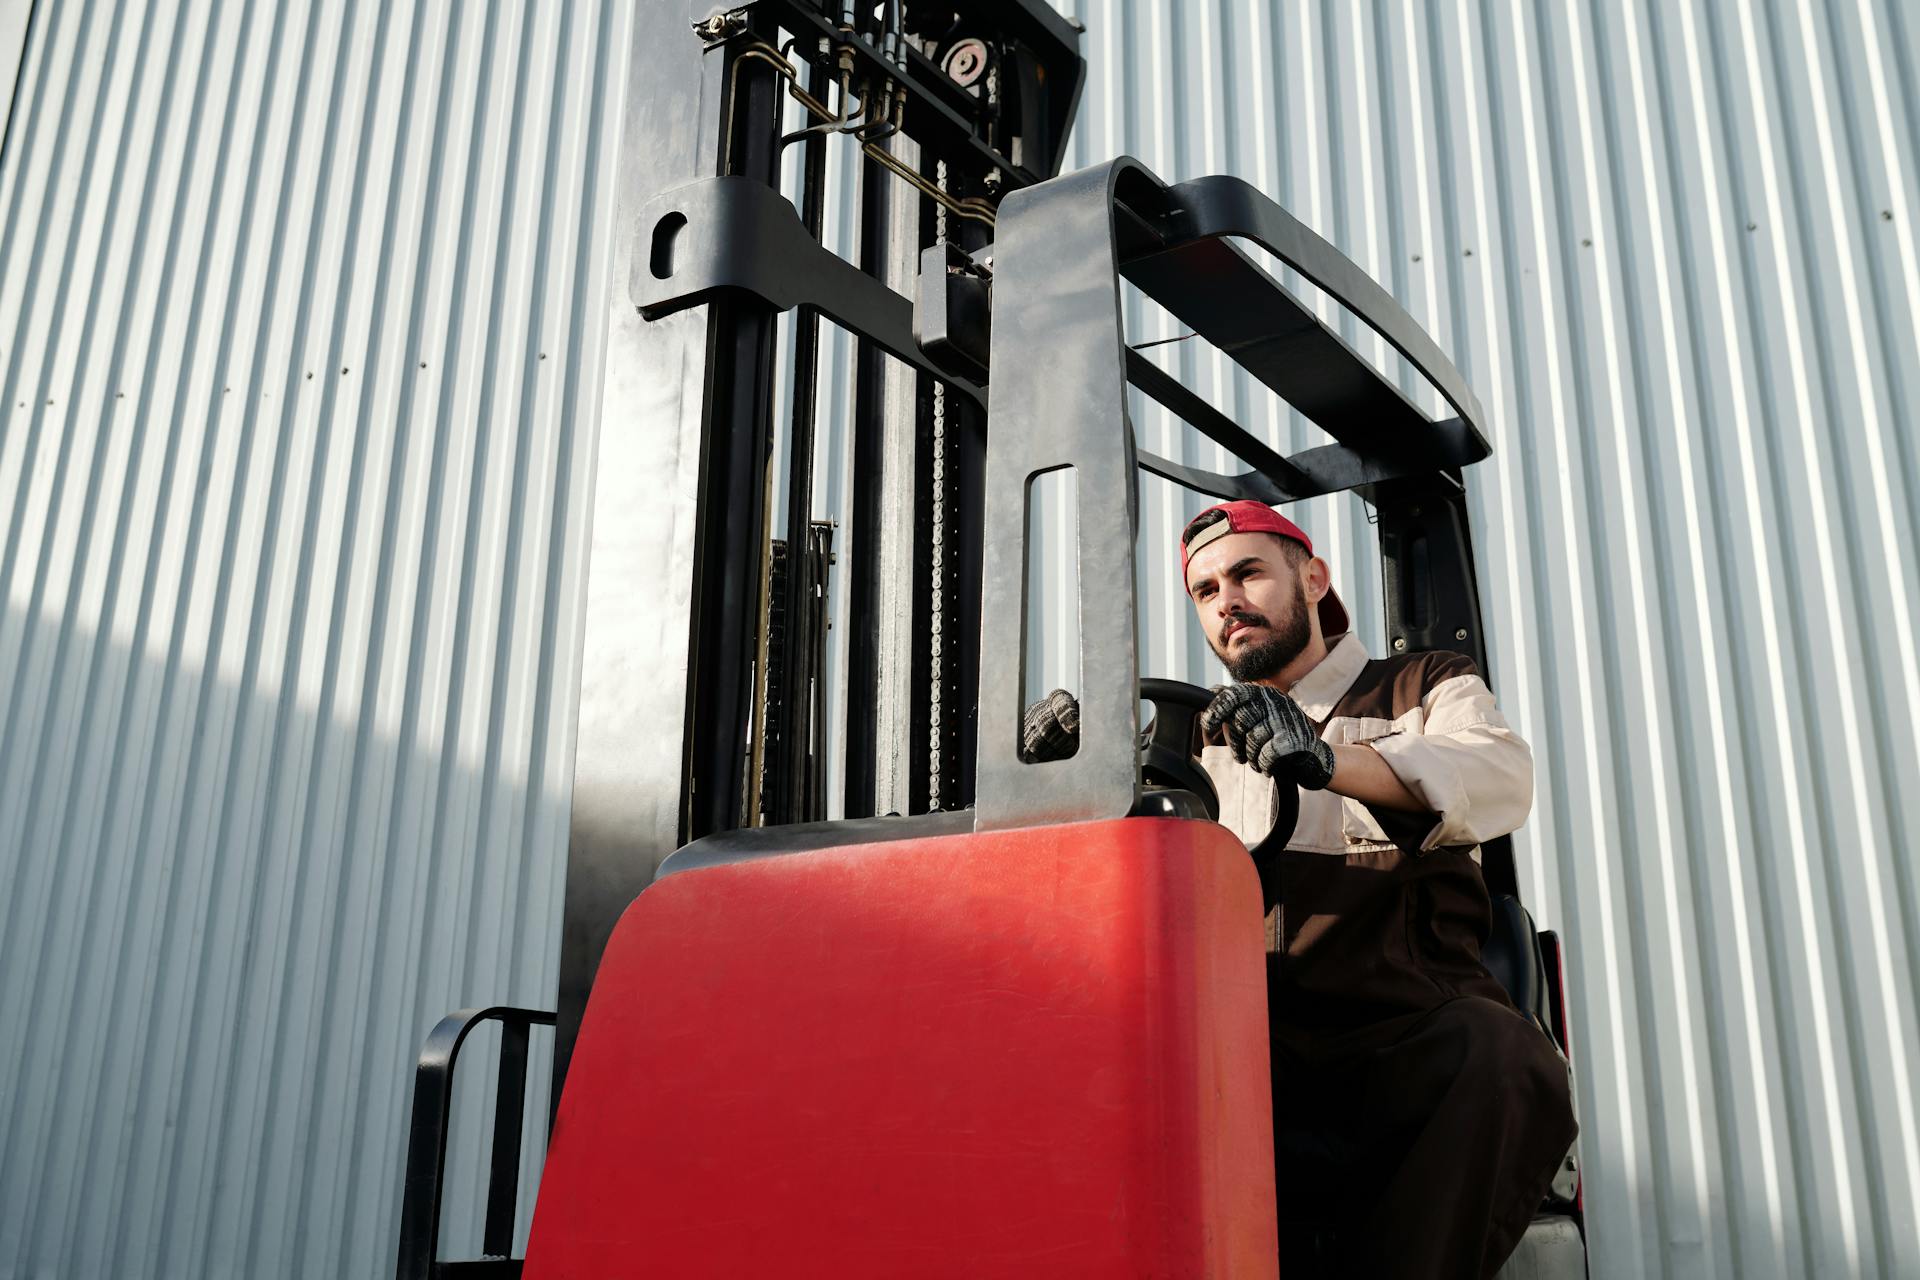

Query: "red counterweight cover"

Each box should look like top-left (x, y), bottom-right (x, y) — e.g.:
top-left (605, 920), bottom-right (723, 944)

top-left (522, 817), bottom-right (1277, 1278)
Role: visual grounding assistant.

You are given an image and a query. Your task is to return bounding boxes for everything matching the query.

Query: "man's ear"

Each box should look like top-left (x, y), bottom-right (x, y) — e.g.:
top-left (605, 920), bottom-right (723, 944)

top-left (1303, 555), bottom-right (1331, 603)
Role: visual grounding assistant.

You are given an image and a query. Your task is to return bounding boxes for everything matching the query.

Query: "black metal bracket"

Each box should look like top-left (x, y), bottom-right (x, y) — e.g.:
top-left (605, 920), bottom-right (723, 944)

top-left (1368, 475), bottom-right (1486, 665)
top-left (745, 0), bottom-right (1085, 186)
top-left (396, 1007), bottom-right (557, 1280)
top-left (633, 176), bottom-right (984, 405)
top-left (915, 241), bottom-right (993, 384)
top-left (1131, 405), bottom-right (1487, 504)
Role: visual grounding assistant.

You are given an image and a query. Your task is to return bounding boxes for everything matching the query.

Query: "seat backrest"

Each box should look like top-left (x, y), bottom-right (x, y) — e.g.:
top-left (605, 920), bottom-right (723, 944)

top-left (1482, 893), bottom-right (1550, 1031)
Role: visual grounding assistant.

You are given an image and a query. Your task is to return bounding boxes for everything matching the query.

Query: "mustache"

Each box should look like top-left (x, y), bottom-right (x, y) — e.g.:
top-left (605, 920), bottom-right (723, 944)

top-left (1220, 609), bottom-right (1269, 641)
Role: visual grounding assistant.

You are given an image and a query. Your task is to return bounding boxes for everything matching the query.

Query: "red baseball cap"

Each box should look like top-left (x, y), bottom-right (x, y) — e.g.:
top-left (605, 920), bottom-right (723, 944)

top-left (1179, 500), bottom-right (1351, 638)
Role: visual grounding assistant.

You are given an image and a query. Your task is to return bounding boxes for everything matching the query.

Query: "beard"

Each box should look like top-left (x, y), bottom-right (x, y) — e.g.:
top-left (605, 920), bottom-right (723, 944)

top-left (1211, 579), bottom-right (1312, 682)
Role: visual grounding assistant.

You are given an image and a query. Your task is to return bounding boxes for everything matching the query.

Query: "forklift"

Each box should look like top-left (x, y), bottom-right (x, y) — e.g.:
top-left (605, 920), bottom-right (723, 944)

top-left (395, 2), bottom-right (1584, 1274)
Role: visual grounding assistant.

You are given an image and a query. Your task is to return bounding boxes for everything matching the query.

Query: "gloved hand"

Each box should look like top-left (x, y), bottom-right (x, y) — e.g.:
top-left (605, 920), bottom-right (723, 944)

top-left (1201, 682), bottom-right (1335, 789)
top-left (1021, 688), bottom-right (1080, 763)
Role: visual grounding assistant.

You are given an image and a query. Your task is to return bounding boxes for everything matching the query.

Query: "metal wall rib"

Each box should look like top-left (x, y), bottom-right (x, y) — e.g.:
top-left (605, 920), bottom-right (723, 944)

top-left (0, 0), bottom-right (622, 1275)
top-left (1040, 1), bottom-right (1920, 1277)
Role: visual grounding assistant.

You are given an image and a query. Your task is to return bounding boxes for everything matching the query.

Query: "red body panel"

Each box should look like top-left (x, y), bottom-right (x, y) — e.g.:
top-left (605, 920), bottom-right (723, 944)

top-left (523, 817), bottom-right (1277, 1278)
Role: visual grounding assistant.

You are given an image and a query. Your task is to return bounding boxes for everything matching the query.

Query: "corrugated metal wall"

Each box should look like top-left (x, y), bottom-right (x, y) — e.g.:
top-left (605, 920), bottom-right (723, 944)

top-left (0, 1), bottom-right (30, 145)
top-left (0, 0), bottom-right (623, 1275)
top-left (1040, 1), bottom-right (1920, 1277)
top-left (5, 0), bottom-right (1920, 1277)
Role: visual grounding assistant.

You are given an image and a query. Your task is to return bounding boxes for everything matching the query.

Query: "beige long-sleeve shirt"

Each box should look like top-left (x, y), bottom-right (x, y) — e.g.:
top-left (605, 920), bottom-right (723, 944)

top-left (1203, 632), bottom-right (1533, 857)
top-left (1200, 634), bottom-right (1536, 1027)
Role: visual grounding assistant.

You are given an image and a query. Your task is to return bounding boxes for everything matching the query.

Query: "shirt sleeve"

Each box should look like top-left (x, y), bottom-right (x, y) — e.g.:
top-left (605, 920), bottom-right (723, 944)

top-left (1363, 656), bottom-right (1534, 852)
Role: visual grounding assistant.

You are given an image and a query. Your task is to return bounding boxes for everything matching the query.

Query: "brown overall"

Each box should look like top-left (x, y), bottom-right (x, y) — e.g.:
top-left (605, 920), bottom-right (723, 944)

top-left (1202, 637), bottom-right (1578, 1279)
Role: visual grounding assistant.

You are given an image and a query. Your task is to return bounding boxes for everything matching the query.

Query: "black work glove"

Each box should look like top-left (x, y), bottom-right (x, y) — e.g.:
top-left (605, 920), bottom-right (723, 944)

top-left (1201, 682), bottom-right (1335, 790)
top-left (1020, 689), bottom-right (1080, 763)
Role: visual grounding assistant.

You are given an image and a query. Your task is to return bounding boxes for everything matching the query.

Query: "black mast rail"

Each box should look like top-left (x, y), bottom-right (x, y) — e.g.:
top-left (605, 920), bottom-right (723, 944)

top-left (554, 0), bottom-right (1084, 1132)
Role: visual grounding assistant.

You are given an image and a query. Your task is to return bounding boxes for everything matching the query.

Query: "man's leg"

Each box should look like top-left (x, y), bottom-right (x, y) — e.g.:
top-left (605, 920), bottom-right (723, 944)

top-left (1271, 1034), bottom-right (1371, 1278)
top-left (1342, 997), bottom-right (1577, 1280)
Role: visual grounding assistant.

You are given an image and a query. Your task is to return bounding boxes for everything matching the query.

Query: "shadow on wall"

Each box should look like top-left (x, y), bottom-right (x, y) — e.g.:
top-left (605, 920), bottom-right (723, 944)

top-left (0, 600), bottom-right (565, 1279)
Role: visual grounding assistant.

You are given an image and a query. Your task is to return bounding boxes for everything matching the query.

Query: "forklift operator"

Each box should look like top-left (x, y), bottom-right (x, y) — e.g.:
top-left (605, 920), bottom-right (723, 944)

top-left (1022, 500), bottom-right (1576, 1279)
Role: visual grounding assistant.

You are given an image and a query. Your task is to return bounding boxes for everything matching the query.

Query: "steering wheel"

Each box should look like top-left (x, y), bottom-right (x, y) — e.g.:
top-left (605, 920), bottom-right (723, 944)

top-left (1138, 678), bottom-right (1299, 899)
top-left (1138, 679), bottom-right (1222, 822)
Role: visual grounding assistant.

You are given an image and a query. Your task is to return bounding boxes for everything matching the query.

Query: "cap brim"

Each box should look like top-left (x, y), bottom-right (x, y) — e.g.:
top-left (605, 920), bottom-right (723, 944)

top-left (1317, 587), bottom-right (1350, 640)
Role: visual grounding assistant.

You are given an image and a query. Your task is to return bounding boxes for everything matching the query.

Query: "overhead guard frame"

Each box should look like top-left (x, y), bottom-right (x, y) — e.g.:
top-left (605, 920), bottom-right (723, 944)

top-left (633, 166), bottom-right (1490, 507)
top-left (971, 157), bottom-right (1490, 832)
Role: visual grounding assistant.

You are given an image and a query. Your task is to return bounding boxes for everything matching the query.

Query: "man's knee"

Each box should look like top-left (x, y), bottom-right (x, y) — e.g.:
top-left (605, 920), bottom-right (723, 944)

top-left (1430, 998), bottom-right (1574, 1132)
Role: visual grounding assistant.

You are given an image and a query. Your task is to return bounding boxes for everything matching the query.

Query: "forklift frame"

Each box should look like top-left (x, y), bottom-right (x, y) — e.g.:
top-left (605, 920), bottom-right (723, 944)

top-left (399, 3), bottom-right (1573, 1273)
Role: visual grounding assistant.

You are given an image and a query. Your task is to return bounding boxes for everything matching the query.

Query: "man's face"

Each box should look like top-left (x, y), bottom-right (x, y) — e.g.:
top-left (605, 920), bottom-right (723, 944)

top-left (1184, 530), bottom-right (1314, 682)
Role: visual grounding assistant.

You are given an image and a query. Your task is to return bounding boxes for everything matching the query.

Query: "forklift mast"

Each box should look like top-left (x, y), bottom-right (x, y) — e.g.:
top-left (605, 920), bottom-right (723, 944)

top-left (555, 0), bottom-right (1086, 1100)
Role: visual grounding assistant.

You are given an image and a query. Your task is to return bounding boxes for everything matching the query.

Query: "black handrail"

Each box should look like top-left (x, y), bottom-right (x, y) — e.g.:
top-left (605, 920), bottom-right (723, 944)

top-left (395, 1006), bottom-right (556, 1280)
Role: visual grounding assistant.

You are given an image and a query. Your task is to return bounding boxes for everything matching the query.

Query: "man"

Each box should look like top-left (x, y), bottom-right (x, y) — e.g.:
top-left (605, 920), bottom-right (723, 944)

top-left (1021, 500), bottom-right (1576, 1279)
